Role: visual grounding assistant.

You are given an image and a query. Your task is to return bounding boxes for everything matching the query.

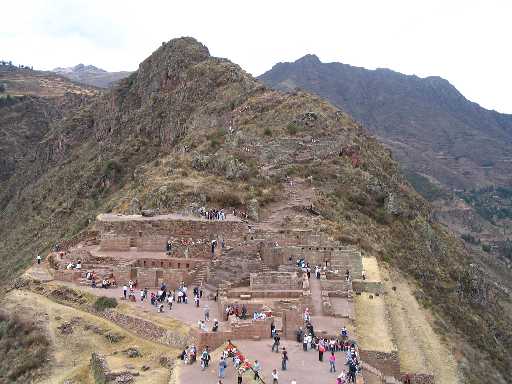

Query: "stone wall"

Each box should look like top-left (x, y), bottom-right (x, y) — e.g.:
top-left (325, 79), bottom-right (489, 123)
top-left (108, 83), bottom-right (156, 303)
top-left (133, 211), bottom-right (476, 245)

top-left (59, 230), bottom-right (99, 252)
top-left (352, 280), bottom-right (384, 294)
top-left (359, 350), bottom-right (400, 379)
top-left (225, 289), bottom-right (303, 300)
top-left (400, 373), bottom-right (435, 384)
top-left (250, 271), bottom-right (302, 290)
top-left (54, 270), bottom-right (81, 283)
top-left (90, 352), bottom-right (109, 384)
top-left (99, 235), bottom-right (131, 251)
top-left (96, 215), bottom-right (247, 242)
top-left (194, 317), bottom-right (273, 350)
top-left (100, 309), bottom-right (194, 349)
top-left (281, 305), bottom-right (304, 340)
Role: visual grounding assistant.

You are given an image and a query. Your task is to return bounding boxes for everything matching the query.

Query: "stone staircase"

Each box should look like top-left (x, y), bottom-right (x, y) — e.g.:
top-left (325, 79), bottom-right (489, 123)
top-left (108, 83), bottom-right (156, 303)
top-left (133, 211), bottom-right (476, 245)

top-left (191, 263), bottom-right (209, 287)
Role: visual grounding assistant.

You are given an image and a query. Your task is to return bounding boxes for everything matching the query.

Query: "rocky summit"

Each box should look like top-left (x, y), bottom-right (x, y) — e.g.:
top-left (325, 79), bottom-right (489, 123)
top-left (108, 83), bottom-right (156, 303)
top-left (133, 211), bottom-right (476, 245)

top-left (1, 38), bottom-right (511, 384)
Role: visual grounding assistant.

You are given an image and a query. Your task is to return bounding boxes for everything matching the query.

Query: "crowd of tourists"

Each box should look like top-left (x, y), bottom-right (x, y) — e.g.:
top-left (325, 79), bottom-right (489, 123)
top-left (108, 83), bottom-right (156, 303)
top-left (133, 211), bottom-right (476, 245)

top-left (199, 207), bottom-right (227, 220)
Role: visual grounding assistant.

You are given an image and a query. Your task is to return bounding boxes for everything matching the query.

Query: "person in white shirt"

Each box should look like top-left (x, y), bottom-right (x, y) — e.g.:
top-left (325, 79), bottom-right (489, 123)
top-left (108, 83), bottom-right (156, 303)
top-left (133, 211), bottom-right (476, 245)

top-left (271, 368), bottom-right (279, 384)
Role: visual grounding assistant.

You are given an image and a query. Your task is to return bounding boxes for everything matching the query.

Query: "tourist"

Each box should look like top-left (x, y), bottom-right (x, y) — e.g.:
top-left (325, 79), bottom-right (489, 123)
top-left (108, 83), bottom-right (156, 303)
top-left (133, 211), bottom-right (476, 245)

top-left (345, 269), bottom-right (350, 281)
top-left (281, 347), bottom-right (288, 370)
top-left (123, 284), bottom-right (128, 299)
top-left (329, 352), bottom-right (336, 373)
top-left (302, 333), bottom-right (308, 351)
top-left (158, 303), bottom-right (164, 313)
top-left (329, 337), bottom-right (336, 353)
top-left (362, 269), bottom-right (366, 280)
top-left (318, 340), bottom-right (325, 361)
top-left (177, 289), bottom-right (183, 303)
top-left (272, 331), bottom-right (280, 352)
top-left (201, 347), bottom-right (210, 371)
top-left (296, 327), bottom-right (303, 343)
top-left (204, 304), bottom-right (210, 321)
top-left (315, 266), bottom-right (321, 279)
top-left (218, 356), bottom-right (227, 378)
top-left (167, 292), bottom-right (174, 310)
top-left (140, 289), bottom-right (145, 302)
top-left (194, 294), bottom-right (200, 307)
top-left (253, 360), bottom-right (261, 380)
top-left (212, 319), bottom-right (219, 332)
top-left (303, 308), bottom-right (310, 322)
top-left (271, 323), bottom-right (276, 338)
top-left (36, 254), bottom-right (42, 264)
top-left (337, 371), bottom-right (347, 384)
top-left (347, 360), bottom-right (357, 383)
top-left (237, 368), bottom-right (243, 384)
top-left (272, 368), bottom-right (279, 384)
top-left (341, 326), bottom-right (348, 341)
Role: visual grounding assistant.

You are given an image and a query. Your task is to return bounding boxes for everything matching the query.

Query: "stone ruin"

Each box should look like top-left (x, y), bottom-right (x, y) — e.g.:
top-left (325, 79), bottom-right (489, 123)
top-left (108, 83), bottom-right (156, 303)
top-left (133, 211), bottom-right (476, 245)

top-left (47, 211), bottom-right (435, 383)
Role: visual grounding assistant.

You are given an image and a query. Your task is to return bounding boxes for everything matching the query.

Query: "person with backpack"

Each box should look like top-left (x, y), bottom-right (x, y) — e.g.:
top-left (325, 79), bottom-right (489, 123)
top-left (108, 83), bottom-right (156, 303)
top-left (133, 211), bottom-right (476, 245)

top-left (201, 347), bottom-right (210, 371)
top-left (272, 331), bottom-right (280, 352)
top-left (253, 360), bottom-right (261, 380)
top-left (281, 347), bottom-right (288, 370)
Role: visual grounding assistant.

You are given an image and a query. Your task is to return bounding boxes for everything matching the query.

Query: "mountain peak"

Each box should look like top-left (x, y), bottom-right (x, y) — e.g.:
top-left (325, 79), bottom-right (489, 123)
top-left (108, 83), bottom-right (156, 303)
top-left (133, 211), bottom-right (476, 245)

top-left (295, 54), bottom-right (321, 65)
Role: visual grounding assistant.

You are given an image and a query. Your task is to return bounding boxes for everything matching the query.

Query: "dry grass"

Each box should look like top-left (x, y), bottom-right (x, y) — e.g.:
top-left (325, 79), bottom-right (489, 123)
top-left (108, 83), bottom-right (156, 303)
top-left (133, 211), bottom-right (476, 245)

top-left (1, 290), bottom-right (177, 384)
top-left (361, 256), bottom-right (382, 282)
top-left (381, 267), bottom-right (460, 383)
top-left (354, 293), bottom-right (395, 352)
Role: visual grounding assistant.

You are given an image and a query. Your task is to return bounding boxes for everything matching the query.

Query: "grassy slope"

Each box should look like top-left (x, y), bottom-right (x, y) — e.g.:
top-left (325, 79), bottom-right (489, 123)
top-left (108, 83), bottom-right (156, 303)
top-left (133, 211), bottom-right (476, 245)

top-left (1, 289), bottom-right (176, 384)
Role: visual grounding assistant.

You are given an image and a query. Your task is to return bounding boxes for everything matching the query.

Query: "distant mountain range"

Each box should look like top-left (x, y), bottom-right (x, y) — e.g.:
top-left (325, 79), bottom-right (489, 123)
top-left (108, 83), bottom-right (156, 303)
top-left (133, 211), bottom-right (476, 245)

top-left (259, 55), bottom-right (512, 191)
top-left (52, 63), bottom-right (131, 88)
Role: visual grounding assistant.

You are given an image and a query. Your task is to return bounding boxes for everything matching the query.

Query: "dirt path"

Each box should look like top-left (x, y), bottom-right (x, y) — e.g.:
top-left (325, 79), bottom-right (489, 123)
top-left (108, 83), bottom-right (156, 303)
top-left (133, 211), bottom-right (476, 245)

top-left (382, 268), bottom-right (460, 384)
top-left (256, 178), bottom-right (316, 231)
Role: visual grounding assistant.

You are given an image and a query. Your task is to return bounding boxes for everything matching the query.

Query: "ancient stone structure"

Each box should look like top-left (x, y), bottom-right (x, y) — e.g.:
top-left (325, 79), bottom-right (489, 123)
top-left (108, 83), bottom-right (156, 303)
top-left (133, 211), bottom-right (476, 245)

top-left (48, 211), bottom-right (435, 383)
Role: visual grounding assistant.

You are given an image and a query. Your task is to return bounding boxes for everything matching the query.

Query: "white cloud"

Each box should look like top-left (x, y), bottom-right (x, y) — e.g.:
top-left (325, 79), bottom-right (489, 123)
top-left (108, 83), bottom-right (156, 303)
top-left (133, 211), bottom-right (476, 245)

top-left (0, 0), bottom-right (511, 112)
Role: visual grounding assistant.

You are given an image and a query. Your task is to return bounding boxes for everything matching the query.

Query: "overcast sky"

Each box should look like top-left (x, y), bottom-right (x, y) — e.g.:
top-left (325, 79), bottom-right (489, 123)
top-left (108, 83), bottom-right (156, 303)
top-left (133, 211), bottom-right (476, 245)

top-left (1, 0), bottom-right (511, 113)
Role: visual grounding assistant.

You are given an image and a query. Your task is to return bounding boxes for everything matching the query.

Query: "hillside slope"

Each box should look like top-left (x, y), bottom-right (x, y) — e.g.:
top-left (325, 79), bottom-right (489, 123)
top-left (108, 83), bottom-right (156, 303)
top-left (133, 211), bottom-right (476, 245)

top-left (258, 55), bottom-right (512, 190)
top-left (0, 38), bottom-right (510, 383)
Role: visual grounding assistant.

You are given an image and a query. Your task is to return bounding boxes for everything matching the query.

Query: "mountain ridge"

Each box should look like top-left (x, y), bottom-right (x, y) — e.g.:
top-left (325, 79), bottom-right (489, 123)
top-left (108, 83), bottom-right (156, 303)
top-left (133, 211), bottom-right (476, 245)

top-left (259, 55), bottom-right (512, 191)
top-left (52, 63), bottom-right (131, 88)
top-left (0, 37), bottom-right (510, 383)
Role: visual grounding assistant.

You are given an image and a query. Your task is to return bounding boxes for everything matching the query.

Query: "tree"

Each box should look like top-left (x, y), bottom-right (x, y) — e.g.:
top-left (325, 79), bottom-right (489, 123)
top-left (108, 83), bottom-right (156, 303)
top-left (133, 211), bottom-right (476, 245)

top-left (0, 83), bottom-right (5, 93)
